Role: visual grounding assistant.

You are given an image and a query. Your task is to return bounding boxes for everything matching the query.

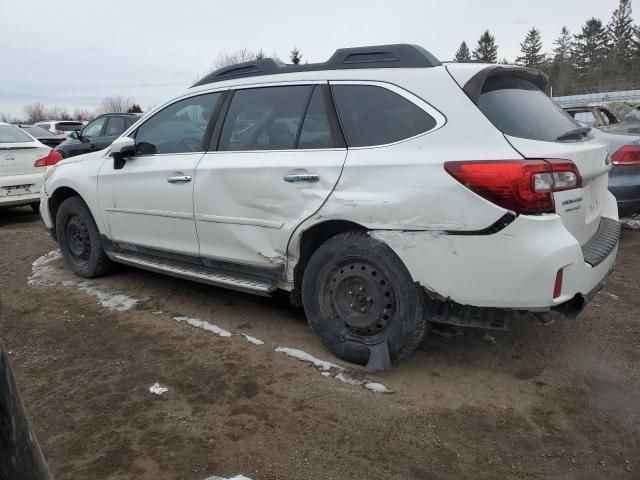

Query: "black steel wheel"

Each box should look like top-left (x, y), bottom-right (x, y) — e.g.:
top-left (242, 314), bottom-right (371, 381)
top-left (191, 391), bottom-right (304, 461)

top-left (63, 214), bottom-right (92, 267)
top-left (55, 196), bottom-right (113, 278)
top-left (302, 231), bottom-right (429, 366)
top-left (323, 259), bottom-right (397, 342)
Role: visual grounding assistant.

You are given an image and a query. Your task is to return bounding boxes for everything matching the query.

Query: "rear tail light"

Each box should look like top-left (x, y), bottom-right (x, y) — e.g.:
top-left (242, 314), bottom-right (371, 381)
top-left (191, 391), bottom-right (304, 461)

top-left (444, 159), bottom-right (581, 214)
top-left (34, 149), bottom-right (63, 168)
top-left (611, 145), bottom-right (640, 166)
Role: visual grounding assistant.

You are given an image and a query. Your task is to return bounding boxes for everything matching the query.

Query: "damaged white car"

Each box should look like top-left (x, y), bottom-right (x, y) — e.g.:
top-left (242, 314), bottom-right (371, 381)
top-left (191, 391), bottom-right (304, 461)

top-left (40, 44), bottom-right (620, 369)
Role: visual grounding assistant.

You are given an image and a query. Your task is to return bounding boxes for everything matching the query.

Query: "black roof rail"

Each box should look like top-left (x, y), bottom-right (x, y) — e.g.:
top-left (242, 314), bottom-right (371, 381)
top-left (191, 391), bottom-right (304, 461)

top-left (191, 44), bottom-right (441, 87)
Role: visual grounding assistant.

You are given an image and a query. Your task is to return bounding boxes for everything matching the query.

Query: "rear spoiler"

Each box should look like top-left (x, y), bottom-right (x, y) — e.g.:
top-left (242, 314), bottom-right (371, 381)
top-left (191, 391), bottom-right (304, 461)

top-left (462, 66), bottom-right (549, 105)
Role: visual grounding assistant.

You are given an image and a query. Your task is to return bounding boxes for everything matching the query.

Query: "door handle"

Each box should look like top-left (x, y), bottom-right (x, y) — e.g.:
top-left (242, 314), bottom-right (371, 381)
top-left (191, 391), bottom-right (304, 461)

top-left (283, 173), bottom-right (319, 183)
top-left (167, 175), bottom-right (192, 183)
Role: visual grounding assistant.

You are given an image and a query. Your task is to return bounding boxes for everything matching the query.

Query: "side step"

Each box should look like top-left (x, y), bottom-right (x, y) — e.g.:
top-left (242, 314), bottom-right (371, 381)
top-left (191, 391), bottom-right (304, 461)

top-left (111, 253), bottom-right (276, 296)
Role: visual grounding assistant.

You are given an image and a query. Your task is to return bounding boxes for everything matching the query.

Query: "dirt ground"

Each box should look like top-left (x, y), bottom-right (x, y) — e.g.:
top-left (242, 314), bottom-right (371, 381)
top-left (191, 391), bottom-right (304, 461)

top-left (1, 206), bottom-right (639, 480)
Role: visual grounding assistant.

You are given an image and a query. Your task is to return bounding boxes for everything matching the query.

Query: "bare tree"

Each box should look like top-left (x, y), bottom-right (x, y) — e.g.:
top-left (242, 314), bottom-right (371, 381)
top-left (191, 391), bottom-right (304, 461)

top-left (213, 48), bottom-right (257, 68)
top-left (46, 105), bottom-right (71, 120)
top-left (0, 113), bottom-right (25, 124)
top-left (72, 108), bottom-right (95, 122)
top-left (100, 96), bottom-right (134, 114)
top-left (23, 103), bottom-right (47, 123)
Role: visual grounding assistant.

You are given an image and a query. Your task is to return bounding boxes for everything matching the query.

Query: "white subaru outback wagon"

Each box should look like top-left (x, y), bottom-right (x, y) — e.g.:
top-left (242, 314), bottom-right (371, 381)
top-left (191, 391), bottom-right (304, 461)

top-left (40, 44), bottom-right (619, 369)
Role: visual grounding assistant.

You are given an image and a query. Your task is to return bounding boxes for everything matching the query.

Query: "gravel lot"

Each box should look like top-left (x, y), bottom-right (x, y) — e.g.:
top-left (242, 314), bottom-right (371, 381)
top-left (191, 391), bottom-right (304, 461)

top-left (1, 207), bottom-right (639, 480)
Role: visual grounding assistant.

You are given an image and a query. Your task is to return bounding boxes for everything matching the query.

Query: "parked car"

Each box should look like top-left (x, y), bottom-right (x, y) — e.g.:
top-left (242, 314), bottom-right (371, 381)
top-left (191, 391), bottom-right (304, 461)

top-left (1, 122), bottom-right (62, 212)
top-left (40, 45), bottom-right (619, 369)
top-left (582, 125), bottom-right (640, 216)
top-left (34, 120), bottom-right (84, 135)
top-left (17, 125), bottom-right (66, 148)
top-left (564, 105), bottom-right (640, 135)
top-left (0, 339), bottom-right (53, 480)
top-left (55, 113), bottom-right (141, 159)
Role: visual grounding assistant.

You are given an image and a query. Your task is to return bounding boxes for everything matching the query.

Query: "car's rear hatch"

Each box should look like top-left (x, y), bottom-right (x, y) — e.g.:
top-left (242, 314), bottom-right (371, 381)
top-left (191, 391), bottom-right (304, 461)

top-left (448, 65), bottom-right (612, 246)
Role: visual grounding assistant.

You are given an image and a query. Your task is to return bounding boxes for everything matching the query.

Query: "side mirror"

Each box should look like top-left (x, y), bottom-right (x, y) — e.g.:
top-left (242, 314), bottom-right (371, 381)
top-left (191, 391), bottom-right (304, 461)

top-left (69, 131), bottom-right (79, 140)
top-left (111, 137), bottom-right (136, 170)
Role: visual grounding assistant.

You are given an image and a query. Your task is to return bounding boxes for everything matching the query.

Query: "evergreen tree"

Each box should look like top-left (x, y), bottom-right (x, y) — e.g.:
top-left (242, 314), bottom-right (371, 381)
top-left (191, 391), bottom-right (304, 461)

top-left (573, 17), bottom-right (608, 76)
top-left (453, 41), bottom-right (470, 62)
top-left (607, 0), bottom-right (635, 67)
top-left (472, 30), bottom-right (498, 63)
top-left (553, 26), bottom-right (573, 61)
top-left (549, 26), bottom-right (576, 96)
top-left (290, 47), bottom-right (302, 65)
top-left (127, 104), bottom-right (142, 114)
top-left (515, 27), bottom-right (545, 67)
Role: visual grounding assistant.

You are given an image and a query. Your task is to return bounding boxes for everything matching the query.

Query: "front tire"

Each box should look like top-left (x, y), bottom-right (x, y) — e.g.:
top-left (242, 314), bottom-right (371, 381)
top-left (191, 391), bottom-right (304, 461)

top-left (302, 231), bottom-right (429, 366)
top-left (56, 196), bottom-right (113, 278)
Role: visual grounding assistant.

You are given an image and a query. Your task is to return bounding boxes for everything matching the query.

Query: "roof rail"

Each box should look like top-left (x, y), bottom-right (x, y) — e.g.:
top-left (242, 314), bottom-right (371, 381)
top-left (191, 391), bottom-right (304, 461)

top-left (191, 44), bottom-right (441, 87)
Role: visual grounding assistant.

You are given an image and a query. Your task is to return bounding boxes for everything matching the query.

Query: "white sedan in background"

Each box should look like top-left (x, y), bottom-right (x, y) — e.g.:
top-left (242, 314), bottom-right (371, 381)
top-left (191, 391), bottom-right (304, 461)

top-left (0, 122), bottom-right (62, 212)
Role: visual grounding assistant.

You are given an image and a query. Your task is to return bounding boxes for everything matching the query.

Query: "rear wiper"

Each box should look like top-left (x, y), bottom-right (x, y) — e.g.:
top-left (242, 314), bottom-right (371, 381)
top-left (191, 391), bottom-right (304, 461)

top-left (555, 126), bottom-right (591, 142)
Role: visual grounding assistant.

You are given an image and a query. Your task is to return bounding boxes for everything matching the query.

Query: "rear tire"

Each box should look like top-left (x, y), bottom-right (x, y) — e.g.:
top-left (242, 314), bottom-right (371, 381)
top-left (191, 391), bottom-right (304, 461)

top-left (302, 231), bottom-right (429, 366)
top-left (55, 196), bottom-right (113, 278)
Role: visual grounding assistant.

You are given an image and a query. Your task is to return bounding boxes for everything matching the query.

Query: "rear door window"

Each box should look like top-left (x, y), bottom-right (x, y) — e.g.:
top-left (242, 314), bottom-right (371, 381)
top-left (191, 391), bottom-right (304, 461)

top-left (298, 86), bottom-right (343, 149)
top-left (477, 76), bottom-right (581, 142)
top-left (331, 85), bottom-right (437, 147)
top-left (218, 85), bottom-right (311, 151)
top-left (105, 117), bottom-right (126, 136)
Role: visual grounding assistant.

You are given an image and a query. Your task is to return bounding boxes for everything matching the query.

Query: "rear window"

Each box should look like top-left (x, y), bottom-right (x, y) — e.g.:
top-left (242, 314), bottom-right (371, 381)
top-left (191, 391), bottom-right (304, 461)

top-left (0, 125), bottom-right (33, 143)
top-left (54, 122), bottom-right (83, 132)
top-left (478, 76), bottom-right (581, 142)
top-left (332, 85), bottom-right (437, 147)
top-left (20, 126), bottom-right (54, 137)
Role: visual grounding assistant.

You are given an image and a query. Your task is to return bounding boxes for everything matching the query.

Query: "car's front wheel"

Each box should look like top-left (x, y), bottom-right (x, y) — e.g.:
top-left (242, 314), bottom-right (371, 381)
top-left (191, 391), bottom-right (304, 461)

top-left (56, 196), bottom-right (113, 278)
top-left (302, 231), bottom-right (429, 367)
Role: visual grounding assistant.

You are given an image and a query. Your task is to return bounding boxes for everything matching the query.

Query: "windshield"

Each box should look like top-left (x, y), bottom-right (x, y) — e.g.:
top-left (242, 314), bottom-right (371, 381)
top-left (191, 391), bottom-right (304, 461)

top-left (478, 76), bottom-right (582, 142)
top-left (0, 125), bottom-right (34, 143)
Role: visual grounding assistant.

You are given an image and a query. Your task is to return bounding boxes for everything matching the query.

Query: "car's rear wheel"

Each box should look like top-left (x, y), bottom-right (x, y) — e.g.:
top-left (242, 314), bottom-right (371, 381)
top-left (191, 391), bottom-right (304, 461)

top-left (302, 231), bottom-right (429, 366)
top-left (56, 196), bottom-right (113, 278)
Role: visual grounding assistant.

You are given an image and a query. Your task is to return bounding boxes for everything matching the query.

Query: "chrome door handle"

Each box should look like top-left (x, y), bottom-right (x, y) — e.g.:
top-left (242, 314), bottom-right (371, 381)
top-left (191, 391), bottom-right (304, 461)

top-left (283, 173), bottom-right (319, 183)
top-left (167, 175), bottom-right (192, 183)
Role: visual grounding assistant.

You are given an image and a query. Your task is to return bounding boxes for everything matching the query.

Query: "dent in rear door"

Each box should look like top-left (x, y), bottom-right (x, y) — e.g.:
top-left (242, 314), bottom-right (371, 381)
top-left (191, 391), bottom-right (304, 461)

top-left (194, 149), bottom-right (347, 266)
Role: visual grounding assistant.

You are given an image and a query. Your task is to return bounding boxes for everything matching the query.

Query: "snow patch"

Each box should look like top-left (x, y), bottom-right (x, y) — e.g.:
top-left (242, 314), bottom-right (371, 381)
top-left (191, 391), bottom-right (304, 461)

top-left (364, 382), bottom-right (393, 394)
top-left (29, 250), bottom-right (142, 311)
top-left (275, 347), bottom-right (393, 394)
top-left (78, 282), bottom-right (141, 311)
top-left (204, 476), bottom-right (253, 480)
top-left (174, 316), bottom-right (233, 337)
top-left (621, 217), bottom-right (640, 230)
top-left (242, 334), bottom-right (264, 345)
top-left (149, 383), bottom-right (168, 395)
top-left (275, 347), bottom-right (341, 372)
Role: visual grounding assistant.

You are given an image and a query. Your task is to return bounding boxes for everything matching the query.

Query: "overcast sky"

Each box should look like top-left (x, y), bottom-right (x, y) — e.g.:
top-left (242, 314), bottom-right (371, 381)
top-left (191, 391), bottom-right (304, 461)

top-left (1, 0), bottom-right (637, 117)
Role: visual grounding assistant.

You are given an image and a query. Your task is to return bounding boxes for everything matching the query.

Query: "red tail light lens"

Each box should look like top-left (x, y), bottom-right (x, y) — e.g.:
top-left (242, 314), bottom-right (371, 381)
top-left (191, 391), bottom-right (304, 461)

top-left (444, 159), bottom-right (582, 214)
top-left (34, 149), bottom-right (63, 168)
top-left (553, 268), bottom-right (563, 299)
top-left (611, 145), bottom-right (640, 166)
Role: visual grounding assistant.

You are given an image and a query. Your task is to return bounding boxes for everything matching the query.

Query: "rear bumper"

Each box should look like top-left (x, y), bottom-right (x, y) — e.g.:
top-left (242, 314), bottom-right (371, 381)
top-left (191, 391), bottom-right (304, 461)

top-left (0, 172), bottom-right (43, 207)
top-left (371, 192), bottom-right (619, 311)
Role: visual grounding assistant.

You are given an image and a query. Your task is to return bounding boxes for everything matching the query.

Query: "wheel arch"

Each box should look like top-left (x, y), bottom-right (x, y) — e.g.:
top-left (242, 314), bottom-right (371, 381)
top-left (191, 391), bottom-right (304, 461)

top-left (289, 219), bottom-right (366, 306)
top-left (48, 186), bottom-right (86, 240)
